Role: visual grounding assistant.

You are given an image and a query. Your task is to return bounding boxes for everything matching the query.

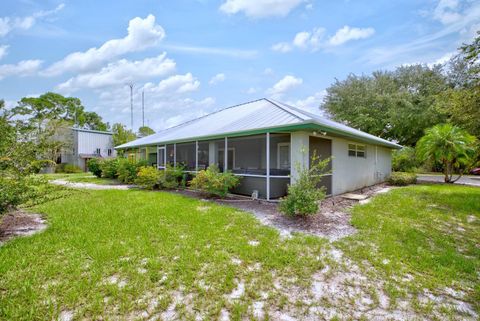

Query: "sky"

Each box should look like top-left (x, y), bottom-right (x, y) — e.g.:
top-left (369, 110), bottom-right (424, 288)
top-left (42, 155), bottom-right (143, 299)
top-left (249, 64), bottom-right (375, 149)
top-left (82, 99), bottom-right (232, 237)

top-left (0, 0), bottom-right (479, 132)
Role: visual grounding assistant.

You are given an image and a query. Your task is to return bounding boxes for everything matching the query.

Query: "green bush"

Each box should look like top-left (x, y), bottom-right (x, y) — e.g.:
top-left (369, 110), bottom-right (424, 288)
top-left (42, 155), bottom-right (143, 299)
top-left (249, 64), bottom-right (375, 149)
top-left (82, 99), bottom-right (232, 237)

top-left (87, 158), bottom-right (102, 177)
top-left (0, 176), bottom-right (26, 213)
top-left (159, 164), bottom-right (185, 189)
top-left (28, 160), bottom-right (56, 174)
top-left (135, 166), bottom-right (160, 190)
top-left (116, 159), bottom-right (148, 183)
top-left (279, 153), bottom-right (329, 216)
top-left (190, 165), bottom-right (240, 198)
top-left (55, 163), bottom-right (66, 173)
top-left (64, 164), bottom-right (82, 173)
top-left (100, 158), bottom-right (120, 178)
top-left (392, 147), bottom-right (418, 172)
top-left (387, 172), bottom-right (417, 186)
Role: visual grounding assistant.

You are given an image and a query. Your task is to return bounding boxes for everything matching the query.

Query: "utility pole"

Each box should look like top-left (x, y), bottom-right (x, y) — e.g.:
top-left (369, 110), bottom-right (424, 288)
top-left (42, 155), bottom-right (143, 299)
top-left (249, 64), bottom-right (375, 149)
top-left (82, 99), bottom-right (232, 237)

top-left (142, 90), bottom-right (145, 128)
top-left (127, 83), bottom-right (134, 130)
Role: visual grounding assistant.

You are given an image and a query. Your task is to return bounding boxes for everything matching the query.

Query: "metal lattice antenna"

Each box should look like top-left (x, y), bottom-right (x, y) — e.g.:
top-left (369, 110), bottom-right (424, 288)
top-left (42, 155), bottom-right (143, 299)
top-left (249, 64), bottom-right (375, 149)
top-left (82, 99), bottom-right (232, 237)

top-left (127, 83), bottom-right (134, 130)
top-left (142, 90), bottom-right (145, 128)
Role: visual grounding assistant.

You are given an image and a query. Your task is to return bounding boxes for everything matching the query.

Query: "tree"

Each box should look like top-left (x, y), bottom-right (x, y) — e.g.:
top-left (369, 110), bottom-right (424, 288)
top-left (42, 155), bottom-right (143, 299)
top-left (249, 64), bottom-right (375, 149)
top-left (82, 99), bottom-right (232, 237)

top-left (138, 126), bottom-right (155, 137)
top-left (459, 30), bottom-right (480, 86)
top-left (322, 64), bottom-right (448, 146)
top-left (12, 92), bottom-right (108, 131)
top-left (416, 124), bottom-right (476, 183)
top-left (112, 123), bottom-right (137, 147)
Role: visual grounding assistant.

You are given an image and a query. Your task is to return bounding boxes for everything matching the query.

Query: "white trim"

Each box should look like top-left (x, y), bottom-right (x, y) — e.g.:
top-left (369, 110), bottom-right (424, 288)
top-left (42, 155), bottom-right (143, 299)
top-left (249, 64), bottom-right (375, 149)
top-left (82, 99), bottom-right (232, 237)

top-left (157, 146), bottom-right (166, 169)
top-left (224, 137), bottom-right (228, 172)
top-left (266, 132), bottom-right (270, 201)
top-left (277, 142), bottom-right (291, 169)
top-left (195, 141), bottom-right (199, 172)
top-left (173, 143), bottom-right (176, 167)
top-left (232, 173), bottom-right (290, 178)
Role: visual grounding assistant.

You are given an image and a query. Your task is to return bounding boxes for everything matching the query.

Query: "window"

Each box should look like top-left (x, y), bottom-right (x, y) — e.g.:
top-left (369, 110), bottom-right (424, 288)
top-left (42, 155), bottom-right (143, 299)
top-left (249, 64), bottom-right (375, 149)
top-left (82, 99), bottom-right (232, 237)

top-left (158, 146), bottom-right (166, 169)
top-left (108, 149), bottom-right (112, 156)
top-left (348, 143), bottom-right (366, 158)
top-left (96, 148), bottom-right (101, 155)
top-left (277, 143), bottom-right (290, 170)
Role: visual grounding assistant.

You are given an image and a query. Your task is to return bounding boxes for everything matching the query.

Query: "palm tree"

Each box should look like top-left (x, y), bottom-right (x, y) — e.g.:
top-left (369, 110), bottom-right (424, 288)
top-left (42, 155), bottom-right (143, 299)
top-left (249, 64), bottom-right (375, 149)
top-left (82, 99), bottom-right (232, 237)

top-left (416, 124), bottom-right (476, 183)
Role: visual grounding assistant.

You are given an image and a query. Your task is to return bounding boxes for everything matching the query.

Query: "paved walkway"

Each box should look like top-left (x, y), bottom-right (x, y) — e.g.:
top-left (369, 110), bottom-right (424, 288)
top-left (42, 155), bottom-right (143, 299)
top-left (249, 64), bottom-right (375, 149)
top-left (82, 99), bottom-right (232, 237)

top-left (50, 179), bottom-right (134, 190)
top-left (417, 174), bottom-right (480, 187)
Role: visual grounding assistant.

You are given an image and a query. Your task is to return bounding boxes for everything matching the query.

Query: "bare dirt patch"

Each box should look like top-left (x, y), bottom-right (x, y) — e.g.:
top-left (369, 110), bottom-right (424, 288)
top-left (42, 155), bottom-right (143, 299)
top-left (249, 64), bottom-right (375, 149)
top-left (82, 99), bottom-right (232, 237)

top-left (0, 210), bottom-right (47, 244)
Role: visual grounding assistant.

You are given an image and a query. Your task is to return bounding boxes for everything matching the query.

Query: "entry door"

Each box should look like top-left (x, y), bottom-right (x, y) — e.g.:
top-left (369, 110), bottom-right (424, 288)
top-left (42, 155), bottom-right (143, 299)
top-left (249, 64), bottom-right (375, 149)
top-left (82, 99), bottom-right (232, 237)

top-left (309, 137), bottom-right (332, 195)
top-left (157, 146), bottom-right (166, 169)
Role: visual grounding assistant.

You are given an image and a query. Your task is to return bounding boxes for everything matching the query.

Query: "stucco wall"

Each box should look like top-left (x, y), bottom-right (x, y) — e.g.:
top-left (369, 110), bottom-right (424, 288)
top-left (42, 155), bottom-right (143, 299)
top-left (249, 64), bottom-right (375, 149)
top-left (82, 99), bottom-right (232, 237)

top-left (331, 137), bottom-right (392, 195)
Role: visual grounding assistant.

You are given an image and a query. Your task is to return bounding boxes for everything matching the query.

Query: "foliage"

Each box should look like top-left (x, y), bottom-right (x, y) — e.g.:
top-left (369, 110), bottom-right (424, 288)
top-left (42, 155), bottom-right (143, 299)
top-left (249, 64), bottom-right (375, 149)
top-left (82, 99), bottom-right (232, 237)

top-left (100, 158), bottom-right (120, 179)
top-left (134, 166), bottom-right (160, 190)
top-left (63, 164), bottom-right (82, 173)
top-left (159, 164), bottom-right (185, 189)
top-left (115, 158), bottom-right (147, 184)
top-left (322, 65), bottom-right (448, 146)
top-left (12, 92), bottom-right (108, 131)
top-left (416, 124), bottom-right (477, 183)
top-left (28, 160), bottom-right (56, 174)
top-left (87, 158), bottom-right (102, 177)
top-left (392, 147), bottom-right (418, 172)
top-left (279, 153), bottom-right (329, 216)
top-left (459, 30), bottom-right (480, 86)
top-left (190, 165), bottom-right (240, 198)
top-left (387, 172), bottom-right (417, 186)
top-left (112, 123), bottom-right (136, 148)
top-left (138, 126), bottom-right (155, 137)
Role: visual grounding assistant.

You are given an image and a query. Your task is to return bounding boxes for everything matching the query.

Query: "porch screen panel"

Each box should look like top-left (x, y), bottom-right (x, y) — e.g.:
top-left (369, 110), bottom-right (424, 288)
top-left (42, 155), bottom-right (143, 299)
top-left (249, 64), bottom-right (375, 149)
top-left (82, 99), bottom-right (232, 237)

top-left (269, 133), bottom-right (291, 176)
top-left (228, 135), bottom-right (266, 175)
top-left (176, 142), bottom-right (196, 171)
top-left (166, 145), bottom-right (175, 166)
top-left (197, 142), bottom-right (209, 170)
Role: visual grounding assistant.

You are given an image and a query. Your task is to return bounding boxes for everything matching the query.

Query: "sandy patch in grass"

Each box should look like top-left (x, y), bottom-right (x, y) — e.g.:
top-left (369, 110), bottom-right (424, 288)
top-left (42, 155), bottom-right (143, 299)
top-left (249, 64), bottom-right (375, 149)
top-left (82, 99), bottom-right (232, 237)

top-left (0, 211), bottom-right (47, 244)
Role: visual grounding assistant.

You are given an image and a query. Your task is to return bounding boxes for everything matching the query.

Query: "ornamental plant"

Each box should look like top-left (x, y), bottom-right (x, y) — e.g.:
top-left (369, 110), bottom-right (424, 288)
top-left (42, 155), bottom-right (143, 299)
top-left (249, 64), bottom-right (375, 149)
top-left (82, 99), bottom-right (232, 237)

top-left (190, 164), bottom-right (240, 198)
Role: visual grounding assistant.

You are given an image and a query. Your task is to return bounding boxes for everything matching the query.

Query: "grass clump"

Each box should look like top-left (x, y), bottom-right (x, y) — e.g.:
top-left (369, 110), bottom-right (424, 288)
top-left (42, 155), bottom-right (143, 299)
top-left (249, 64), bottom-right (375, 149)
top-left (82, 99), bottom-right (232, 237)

top-left (387, 172), bottom-right (417, 186)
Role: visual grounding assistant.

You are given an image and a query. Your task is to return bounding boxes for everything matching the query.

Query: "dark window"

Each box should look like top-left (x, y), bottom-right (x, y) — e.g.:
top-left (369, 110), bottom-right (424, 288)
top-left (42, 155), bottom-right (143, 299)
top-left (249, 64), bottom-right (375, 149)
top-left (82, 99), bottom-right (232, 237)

top-left (96, 148), bottom-right (101, 155)
top-left (108, 149), bottom-right (112, 156)
top-left (348, 144), bottom-right (366, 158)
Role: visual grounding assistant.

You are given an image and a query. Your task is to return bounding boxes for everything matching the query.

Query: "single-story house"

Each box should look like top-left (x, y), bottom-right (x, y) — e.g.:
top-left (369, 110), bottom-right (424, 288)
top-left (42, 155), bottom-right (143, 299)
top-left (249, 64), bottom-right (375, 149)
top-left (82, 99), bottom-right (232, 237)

top-left (116, 98), bottom-right (401, 200)
top-left (60, 128), bottom-right (117, 171)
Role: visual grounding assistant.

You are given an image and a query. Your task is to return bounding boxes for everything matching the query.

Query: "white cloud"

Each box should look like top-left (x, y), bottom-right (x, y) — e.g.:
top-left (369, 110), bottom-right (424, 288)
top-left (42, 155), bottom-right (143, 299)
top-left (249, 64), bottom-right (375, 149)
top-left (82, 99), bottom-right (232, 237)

top-left (428, 51), bottom-right (455, 67)
top-left (271, 42), bottom-right (292, 52)
top-left (266, 75), bottom-right (303, 98)
top-left (273, 25), bottom-right (374, 53)
top-left (143, 73), bottom-right (200, 95)
top-left (0, 59), bottom-right (42, 80)
top-left (219, 0), bottom-right (305, 18)
top-left (0, 45), bottom-right (8, 60)
top-left (246, 87), bottom-right (258, 94)
top-left (433, 0), bottom-right (462, 24)
top-left (56, 54), bottom-right (175, 92)
top-left (263, 67), bottom-right (274, 75)
top-left (288, 90), bottom-right (327, 114)
top-left (43, 14), bottom-right (165, 76)
top-left (328, 26), bottom-right (375, 46)
top-left (0, 4), bottom-right (64, 37)
top-left (209, 73), bottom-right (226, 85)
top-left (164, 44), bottom-right (257, 59)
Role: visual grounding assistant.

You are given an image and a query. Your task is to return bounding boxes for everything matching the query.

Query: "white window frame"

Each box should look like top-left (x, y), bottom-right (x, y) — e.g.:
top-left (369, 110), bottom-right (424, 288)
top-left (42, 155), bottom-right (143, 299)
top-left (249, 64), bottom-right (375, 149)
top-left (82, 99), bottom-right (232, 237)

top-left (277, 142), bottom-right (291, 169)
top-left (348, 143), bottom-right (366, 158)
top-left (157, 146), bottom-right (166, 169)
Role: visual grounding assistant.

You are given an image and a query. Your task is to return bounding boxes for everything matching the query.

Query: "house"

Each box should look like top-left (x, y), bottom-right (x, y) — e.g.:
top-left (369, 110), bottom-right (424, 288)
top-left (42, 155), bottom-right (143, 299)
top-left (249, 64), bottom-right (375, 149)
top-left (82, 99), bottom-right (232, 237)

top-left (60, 128), bottom-right (117, 171)
top-left (115, 99), bottom-right (401, 199)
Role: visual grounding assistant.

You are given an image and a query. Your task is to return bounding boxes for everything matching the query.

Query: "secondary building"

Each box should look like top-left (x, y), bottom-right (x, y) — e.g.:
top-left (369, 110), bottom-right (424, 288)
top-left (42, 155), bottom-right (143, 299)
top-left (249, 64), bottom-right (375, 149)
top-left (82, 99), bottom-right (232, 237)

top-left (115, 99), bottom-right (401, 199)
top-left (59, 128), bottom-right (117, 171)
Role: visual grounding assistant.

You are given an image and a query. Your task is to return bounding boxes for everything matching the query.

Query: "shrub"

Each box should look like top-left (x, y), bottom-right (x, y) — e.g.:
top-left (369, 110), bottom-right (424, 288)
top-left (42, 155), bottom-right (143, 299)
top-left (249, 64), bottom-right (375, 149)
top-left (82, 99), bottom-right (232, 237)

top-left (117, 159), bottom-right (148, 183)
top-left (63, 164), bottom-right (82, 173)
top-left (279, 153), bottom-right (329, 216)
top-left (0, 176), bottom-right (26, 213)
top-left (159, 164), bottom-right (185, 189)
top-left (190, 165), bottom-right (240, 198)
top-left (87, 158), bottom-right (102, 177)
top-left (100, 158), bottom-right (120, 178)
top-left (29, 160), bottom-right (56, 174)
top-left (55, 163), bottom-right (66, 173)
top-left (392, 147), bottom-right (418, 172)
top-left (387, 172), bottom-right (417, 186)
top-left (135, 166), bottom-right (160, 190)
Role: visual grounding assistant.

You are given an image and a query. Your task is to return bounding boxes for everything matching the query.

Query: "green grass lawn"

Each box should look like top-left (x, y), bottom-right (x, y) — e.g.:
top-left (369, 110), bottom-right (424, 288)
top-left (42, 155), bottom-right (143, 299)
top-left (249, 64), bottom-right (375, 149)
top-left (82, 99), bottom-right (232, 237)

top-left (41, 173), bottom-right (121, 185)
top-left (0, 184), bottom-right (478, 320)
top-left (338, 184), bottom-right (480, 312)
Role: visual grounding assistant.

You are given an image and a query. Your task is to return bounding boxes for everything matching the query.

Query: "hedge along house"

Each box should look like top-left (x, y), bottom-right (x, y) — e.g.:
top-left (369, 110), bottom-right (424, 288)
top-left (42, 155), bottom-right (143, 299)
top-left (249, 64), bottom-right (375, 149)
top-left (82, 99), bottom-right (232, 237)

top-left (115, 99), bottom-right (401, 200)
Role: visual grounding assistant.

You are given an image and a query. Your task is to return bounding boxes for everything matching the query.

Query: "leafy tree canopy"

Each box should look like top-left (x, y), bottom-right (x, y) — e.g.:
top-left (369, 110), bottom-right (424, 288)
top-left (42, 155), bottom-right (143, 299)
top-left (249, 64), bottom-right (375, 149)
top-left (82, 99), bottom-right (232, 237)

top-left (138, 126), bottom-right (155, 137)
top-left (112, 123), bottom-right (137, 147)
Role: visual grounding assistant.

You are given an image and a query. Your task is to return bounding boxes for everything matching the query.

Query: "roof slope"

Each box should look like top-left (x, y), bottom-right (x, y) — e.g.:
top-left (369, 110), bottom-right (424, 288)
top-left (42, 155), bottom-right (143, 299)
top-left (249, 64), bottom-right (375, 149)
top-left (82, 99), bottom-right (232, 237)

top-left (116, 98), bottom-right (401, 149)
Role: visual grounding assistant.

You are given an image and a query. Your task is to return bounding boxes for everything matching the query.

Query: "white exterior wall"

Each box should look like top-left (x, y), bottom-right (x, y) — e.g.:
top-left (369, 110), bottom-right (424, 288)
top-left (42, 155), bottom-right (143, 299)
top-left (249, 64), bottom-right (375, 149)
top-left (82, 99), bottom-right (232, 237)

top-left (289, 133), bottom-right (393, 195)
top-left (77, 131), bottom-right (116, 158)
top-left (331, 137), bottom-right (392, 195)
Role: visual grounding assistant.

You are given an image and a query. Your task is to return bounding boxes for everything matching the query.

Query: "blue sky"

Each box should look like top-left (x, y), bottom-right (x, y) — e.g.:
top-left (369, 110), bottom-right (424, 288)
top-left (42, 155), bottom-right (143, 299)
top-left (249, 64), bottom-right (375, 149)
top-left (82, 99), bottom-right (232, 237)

top-left (0, 0), bottom-right (479, 131)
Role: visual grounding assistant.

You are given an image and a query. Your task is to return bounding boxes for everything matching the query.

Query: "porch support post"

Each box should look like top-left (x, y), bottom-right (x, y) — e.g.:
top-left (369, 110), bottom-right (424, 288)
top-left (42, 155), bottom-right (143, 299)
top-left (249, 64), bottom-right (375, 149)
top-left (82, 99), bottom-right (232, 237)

top-left (224, 137), bottom-right (228, 172)
top-left (195, 141), bottom-right (199, 172)
top-left (174, 143), bottom-right (176, 168)
top-left (164, 144), bottom-right (167, 167)
top-left (266, 132), bottom-right (270, 201)
top-left (156, 145), bottom-right (159, 169)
